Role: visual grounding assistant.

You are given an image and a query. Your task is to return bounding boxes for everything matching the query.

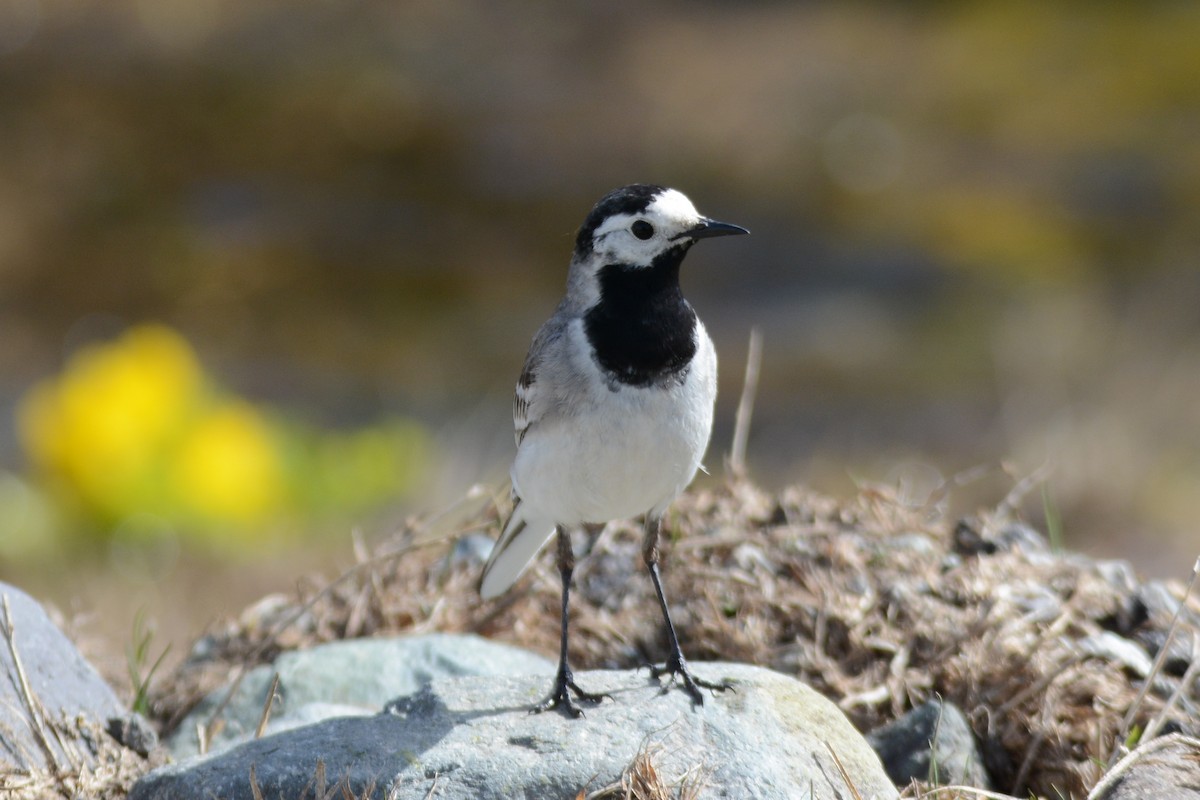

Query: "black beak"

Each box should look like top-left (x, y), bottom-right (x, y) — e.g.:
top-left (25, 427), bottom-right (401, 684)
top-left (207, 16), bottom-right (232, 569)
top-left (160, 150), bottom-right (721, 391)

top-left (674, 217), bottom-right (750, 241)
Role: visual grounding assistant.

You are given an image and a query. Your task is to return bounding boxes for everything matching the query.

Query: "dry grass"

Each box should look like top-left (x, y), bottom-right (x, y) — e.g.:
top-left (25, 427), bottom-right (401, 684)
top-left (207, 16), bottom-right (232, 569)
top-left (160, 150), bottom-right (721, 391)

top-left (0, 711), bottom-right (152, 800)
top-left (1, 595), bottom-right (159, 799)
top-left (249, 760), bottom-right (380, 800)
top-left (579, 740), bottom-right (707, 800)
top-left (4, 472), bottom-right (1195, 798)
top-left (0, 699), bottom-right (157, 799)
top-left (137, 476), bottom-right (1200, 799)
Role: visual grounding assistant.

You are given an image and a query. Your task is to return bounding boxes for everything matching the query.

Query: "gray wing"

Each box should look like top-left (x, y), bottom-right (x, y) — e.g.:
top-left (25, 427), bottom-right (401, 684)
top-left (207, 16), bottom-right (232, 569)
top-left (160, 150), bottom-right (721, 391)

top-left (513, 313), bottom-right (568, 447)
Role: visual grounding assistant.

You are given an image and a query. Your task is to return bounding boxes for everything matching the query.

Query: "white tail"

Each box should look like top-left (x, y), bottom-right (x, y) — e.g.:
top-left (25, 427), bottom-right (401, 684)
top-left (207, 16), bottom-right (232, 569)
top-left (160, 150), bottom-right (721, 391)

top-left (478, 499), bottom-right (556, 599)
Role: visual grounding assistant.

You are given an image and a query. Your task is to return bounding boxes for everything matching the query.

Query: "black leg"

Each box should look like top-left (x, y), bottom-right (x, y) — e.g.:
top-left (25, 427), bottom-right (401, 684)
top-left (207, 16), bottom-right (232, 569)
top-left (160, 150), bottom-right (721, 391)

top-left (534, 527), bottom-right (609, 717)
top-left (643, 516), bottom-right (732, 705)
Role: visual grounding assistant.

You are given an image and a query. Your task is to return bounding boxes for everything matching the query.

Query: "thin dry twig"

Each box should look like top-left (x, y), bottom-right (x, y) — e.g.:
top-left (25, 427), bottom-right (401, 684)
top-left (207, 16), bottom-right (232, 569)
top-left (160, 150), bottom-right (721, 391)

top-left (728, 327), bottom-right (762, 478)
top-left (1, 594), bottom-right (61, 773)
top-left (913, 787), bottom-right (1024, 800)
top-left (249, 763), bottom-right (265, 800)
top-left (1010, 728), bottom-right (1045, 796)
top-left (995, 460), bottom-right (1053, 518)
top-left (823, 741), bottom-right (863, 800)
top-left (421, 770), bottom-right (441, 799)
top-left (921, 463), bottom-right (994, 517)
top-left (1142, 631), bottom-right (1200, 743)
top-left (255, 672), bottom-right (282, 739)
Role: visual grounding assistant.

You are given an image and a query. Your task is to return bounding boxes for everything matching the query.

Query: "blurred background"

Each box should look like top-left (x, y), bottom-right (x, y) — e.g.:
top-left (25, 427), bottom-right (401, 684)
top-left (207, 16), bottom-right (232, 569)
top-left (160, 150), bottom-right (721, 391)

top-left (1, 0), bottom-right (1198, 664)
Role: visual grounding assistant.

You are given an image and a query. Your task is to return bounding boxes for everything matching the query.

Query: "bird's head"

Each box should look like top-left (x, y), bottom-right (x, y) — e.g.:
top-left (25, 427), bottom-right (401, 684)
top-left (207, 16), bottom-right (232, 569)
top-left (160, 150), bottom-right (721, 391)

top-left (574, 184), bottom-right (748, 267)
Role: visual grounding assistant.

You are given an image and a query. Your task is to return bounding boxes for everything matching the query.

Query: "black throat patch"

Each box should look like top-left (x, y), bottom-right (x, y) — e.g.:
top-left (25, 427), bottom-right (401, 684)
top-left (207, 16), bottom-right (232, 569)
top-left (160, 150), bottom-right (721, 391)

top-left (583, 246), bottom-right (698, 388)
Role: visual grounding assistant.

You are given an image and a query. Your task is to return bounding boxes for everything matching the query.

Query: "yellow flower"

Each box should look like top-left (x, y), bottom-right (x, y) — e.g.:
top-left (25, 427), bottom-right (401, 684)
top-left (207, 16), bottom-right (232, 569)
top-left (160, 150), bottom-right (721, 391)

top-left (18, 324), bottom-right (203, 519)
top-left (16, 323), bottom-right (429, 547)
top-left (170, 401), bottom-right (285, 527)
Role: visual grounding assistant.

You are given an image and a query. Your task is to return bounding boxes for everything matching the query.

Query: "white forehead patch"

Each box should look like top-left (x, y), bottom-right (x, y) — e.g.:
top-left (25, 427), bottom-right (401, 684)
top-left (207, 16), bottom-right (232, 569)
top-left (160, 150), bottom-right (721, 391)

top-left (591, 188), bottom-right (703, 242)
top-left (645, 189), bottom-right (701, 227)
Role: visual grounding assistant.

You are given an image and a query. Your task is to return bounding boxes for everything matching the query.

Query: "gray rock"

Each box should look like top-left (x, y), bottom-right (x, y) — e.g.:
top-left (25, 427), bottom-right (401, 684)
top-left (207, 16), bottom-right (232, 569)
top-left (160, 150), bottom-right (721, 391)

top-left (169, 633), bottom-right (554, 758)
top-left (0, 581), bottom-right (126, 771)
top-left (450, 533), bottom-right (494, 567)
top-left (260, 701), bottom-right (371, 735)
top-left (1094, 559), bottom-right (1139, 594)
top-left (1136, 627), bottom-right (1196, 678)
top-left (1078, 632), bottom-right (1153, 678)
top-left (106, 712), bottom-right (159, 757)
top-left (952, 519), bottom-right (1048, 557)
top-left (995, 522), bottom-right (1049, 553)
top-left (1002, 582), bottom-right (1064, 624)
top-left (1138, 580), bottom-right (1200, 631)
top-left (886, 533), bottom-right (938, 557)
top-left (135, 663), bottom-right (900, 800)
top-left (867, 699), bottom-right (991, 788)
top-left (1090, 734), bottom-right (1200, 800)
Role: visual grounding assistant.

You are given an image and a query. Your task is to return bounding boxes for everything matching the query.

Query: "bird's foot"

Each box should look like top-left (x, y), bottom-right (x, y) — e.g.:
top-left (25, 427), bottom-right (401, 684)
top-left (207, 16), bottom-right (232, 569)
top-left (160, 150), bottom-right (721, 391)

top-left (649, 653), bottom-right (733, 706)
top-left (532, 667), bottom-right (610, 718)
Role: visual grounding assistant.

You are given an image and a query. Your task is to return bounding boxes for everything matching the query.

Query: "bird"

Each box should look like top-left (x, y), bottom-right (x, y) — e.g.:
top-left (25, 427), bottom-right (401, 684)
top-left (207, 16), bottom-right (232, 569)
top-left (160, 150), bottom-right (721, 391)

top-left (478, 184), bottom-right (749, 717)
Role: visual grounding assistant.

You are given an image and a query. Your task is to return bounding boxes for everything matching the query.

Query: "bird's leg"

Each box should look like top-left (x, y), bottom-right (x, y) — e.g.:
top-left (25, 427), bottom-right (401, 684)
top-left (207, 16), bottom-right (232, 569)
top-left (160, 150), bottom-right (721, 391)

top-left (643, 516), bottom-right (732, 705)
top-left (580, 522), bottom-right (606, 557)
top-left (534, 526), bottom-right (610, 717)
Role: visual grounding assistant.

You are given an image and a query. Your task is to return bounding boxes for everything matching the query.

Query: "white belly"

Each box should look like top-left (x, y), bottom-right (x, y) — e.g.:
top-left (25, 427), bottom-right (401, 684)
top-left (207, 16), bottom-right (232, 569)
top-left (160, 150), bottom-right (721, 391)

top-left (512, 331), bottom-right (716, 526)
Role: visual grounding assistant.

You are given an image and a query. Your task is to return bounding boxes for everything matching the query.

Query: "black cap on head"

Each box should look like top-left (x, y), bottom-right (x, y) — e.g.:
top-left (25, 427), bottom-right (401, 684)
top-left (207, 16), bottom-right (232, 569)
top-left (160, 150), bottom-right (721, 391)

top-left (574, 184), bottom-right (665, 255)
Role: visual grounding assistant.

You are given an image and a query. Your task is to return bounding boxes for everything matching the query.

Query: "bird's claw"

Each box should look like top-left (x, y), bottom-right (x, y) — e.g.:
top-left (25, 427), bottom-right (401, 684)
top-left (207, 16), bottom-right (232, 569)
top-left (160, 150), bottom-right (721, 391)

top-left (532, 670), bottom-right (610, 718)
top-left (649, 655), bottom-right (733, 706)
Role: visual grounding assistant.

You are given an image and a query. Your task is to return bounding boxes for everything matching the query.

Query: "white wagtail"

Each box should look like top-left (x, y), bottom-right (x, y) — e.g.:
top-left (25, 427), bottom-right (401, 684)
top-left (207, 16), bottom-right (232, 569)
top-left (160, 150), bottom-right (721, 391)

top-left (479, 184), bottom-right (748, 716)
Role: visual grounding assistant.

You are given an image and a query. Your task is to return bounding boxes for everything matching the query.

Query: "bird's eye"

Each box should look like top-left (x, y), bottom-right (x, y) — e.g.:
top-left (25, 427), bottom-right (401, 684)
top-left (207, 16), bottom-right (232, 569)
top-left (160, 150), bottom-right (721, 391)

top-left (631, 220), bottom-right (655, 240)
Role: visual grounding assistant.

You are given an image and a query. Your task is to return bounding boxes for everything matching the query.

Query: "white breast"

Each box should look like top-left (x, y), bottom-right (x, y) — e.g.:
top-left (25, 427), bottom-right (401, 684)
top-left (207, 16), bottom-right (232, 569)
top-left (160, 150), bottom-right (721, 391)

top-left (511, 318), bottom-right (717, 526)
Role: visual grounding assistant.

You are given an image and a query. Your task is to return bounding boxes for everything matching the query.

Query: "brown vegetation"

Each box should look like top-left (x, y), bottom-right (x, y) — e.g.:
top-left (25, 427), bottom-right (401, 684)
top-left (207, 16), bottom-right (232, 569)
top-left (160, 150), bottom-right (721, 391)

top-left (143, 478), bottom-right (1198, 799)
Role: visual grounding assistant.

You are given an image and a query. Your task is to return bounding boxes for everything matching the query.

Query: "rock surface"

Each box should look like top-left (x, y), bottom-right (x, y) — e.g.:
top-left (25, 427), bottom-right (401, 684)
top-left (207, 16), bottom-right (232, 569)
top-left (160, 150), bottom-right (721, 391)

top-left (169, 633), bottom-right (553, 758)
top-left (1090, 734), bottom-right (1200, 800)
top-left (866, 699), bottom-right (991, 788)
top-left (136, 662), bottom-right (900, 800)
top-left (0, 581), bottom-right (127, 771)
